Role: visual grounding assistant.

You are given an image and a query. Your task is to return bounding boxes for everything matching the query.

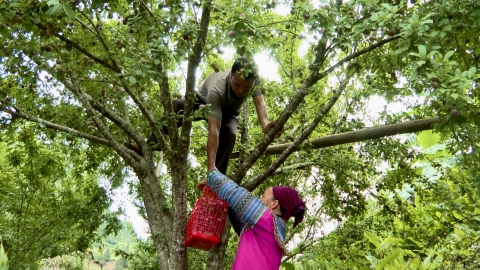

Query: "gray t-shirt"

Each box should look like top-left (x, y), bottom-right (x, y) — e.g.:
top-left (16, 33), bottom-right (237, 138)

top-left (198, 71), bottom-right (262, 121)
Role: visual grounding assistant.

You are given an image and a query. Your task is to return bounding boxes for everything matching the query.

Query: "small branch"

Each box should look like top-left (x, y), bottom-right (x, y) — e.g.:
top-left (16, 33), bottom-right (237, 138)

top-left (52, 30), bottom-right (119, 72)
top-left (91, 9), bottom-right (120, 70)
top-left (259, 19), bottom-right (298, 29)
top-left (62, 78), bottom-right (144, 149)
top-left (4, 108), bottom-right (109, 146)
top-left (69, 76), bottom-right (142, 165)
top-left (271, 162), bottom-right (316, 176)
top-left (318, 37), bottom-right (398, 80)
top-left (201, 40), bottom-right (223, 58)
top-left (120, 78), bottom-right (169, 156)
top-left (74, 18), bottom-right (97, 36)
top-left (281, 241), bottom-right (313, 262)
top-left (140, 1), bottom-right (155, 18)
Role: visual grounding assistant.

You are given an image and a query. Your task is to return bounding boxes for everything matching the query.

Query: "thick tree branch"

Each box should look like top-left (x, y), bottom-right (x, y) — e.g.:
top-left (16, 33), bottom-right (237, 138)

top-left (180, 0), bottom-right (213, 146)
top-left (153, 65), bottom-right (175, 150)
top-left (40, 18), bottom-right (164, 156)
top-left (244, 79), bottom-right (348, 191)
top-left (171, 2), bottom-right (214, 269)
top-left (231, 117), bottom-right (440, 159)
top-left (231, 35), bottom-right (330, 182)
top-left (232, 36), bottom-right (401, 183)
top-left (67, 80), bottom-right (174, 260)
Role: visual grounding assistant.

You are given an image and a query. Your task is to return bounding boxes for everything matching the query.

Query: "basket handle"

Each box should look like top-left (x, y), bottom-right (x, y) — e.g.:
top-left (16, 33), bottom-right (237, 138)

top-left (203, 186), bottom-right (219, 199)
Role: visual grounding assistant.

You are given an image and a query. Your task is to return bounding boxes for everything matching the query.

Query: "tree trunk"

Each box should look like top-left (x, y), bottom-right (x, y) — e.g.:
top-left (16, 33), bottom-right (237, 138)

top-left (135, 166), bottom-right (173, 270)
top-left (206, 223), bottom-right (232, 270)
top-left (170, 162), bottom-right (189, 270)
top-left (231, 117), bottom-right (439, 159)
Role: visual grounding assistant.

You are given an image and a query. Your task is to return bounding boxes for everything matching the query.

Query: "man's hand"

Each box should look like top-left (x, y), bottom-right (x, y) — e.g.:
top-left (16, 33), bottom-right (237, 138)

top-left (197, 178), bottom-right (207, 190)
top-left (262, 121), bottom-right (282, 138)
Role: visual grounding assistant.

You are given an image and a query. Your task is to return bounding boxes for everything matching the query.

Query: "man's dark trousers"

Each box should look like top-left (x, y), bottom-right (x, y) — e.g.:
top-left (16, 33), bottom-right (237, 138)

top-left (147, 94), bottom-right (238, 175)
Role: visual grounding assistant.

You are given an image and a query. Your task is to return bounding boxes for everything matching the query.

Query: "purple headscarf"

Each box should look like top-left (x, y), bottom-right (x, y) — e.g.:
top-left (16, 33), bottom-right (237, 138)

top-left (272, 186), bottom-right (306, 228)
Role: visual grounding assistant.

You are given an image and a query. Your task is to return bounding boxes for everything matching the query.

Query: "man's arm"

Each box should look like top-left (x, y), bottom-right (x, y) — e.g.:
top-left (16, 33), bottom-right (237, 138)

top-left (253, 95), bottom-right (282, 138)
top-left (207, 171), bottom-right (266, 229)
top-left (207, 116), bottom-right (221, 172)
top-left (253, 94), bottom-right (269, 131)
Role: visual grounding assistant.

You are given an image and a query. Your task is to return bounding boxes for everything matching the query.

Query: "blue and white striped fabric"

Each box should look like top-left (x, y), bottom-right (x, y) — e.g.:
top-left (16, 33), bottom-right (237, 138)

top-left (207, 170), bottom-right (288, 257)
top-left (207, 171), bottom-right (267, 229)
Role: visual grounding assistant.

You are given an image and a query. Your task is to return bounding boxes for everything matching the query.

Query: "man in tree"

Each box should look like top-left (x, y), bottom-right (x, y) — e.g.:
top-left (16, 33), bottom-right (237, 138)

top-left (132, 57), bottom-right (281, 175)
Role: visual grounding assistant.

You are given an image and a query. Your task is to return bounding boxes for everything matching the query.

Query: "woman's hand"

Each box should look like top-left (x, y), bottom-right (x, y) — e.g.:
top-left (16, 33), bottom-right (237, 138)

top-left (197, 178), bottom-right (207, 190)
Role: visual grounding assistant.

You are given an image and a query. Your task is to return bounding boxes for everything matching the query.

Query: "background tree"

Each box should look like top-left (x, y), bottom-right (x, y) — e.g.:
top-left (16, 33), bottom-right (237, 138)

top-left (0, 0), bottom-right (479, 269)
top-left (0, 127), bottom-right (121, 269)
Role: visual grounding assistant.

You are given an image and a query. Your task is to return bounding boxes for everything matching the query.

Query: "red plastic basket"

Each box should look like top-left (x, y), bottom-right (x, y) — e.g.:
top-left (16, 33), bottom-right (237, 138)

top-left (185, 186), bottom-right (228, 251)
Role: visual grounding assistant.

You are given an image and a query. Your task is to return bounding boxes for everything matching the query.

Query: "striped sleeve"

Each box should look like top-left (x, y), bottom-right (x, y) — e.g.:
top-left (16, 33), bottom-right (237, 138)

top-left (207, 171), bottom-right (266, 228)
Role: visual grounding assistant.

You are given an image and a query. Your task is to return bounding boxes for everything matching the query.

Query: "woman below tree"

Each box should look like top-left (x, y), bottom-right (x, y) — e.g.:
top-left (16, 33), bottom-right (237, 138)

top-left (198, 171), bottom-right (306, 270)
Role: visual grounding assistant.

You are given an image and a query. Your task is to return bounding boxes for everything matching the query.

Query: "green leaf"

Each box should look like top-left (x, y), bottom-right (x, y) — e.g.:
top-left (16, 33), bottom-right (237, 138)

top-left (364, 231), bottom-right (381, 249)
top-left (460, 94), bottom-right (473, 102)
top-left (417, 131), bottom-right (441, 150)
top-left (281, 262), bottom-right (295, 270)
top-left (47, 0), bottom-right (60, 5)
top-left (366, 253), bottom-right (378, 268)
top-left (454, 227), bottom-right (465, 237)
top-left (418, 45), bottom-right (426, 58)
top-left (46, 4), bottom-right (63, 16)
top-left (63, 3), bottom-right (76, 19)
top-left (452, 211), bottom-right (464, 220)
top-left (376, 249), bottom-right (401, 270)
top-left (443, 51), bottom-right (454, 61)
top-left (0, 242), bottom-right (8, 270)
top-left (381, 236), bottom-right (404, 248)
top-left (416, 60), bottom-right (426, 67)
top-left (415, 195), bottom-right (421, 209)
top-left (468, 67), bottom-right (477, 78)
top-left (422, 250), bottom-right (434, 268)
top-left (424, 143), bottom-right (446, 155)
top-left (421, 19), bottom-right (433, 25)
top-left (129, 76), bottom-right (137, 84)
top-left (407, 237), bottom-right (425, 247)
